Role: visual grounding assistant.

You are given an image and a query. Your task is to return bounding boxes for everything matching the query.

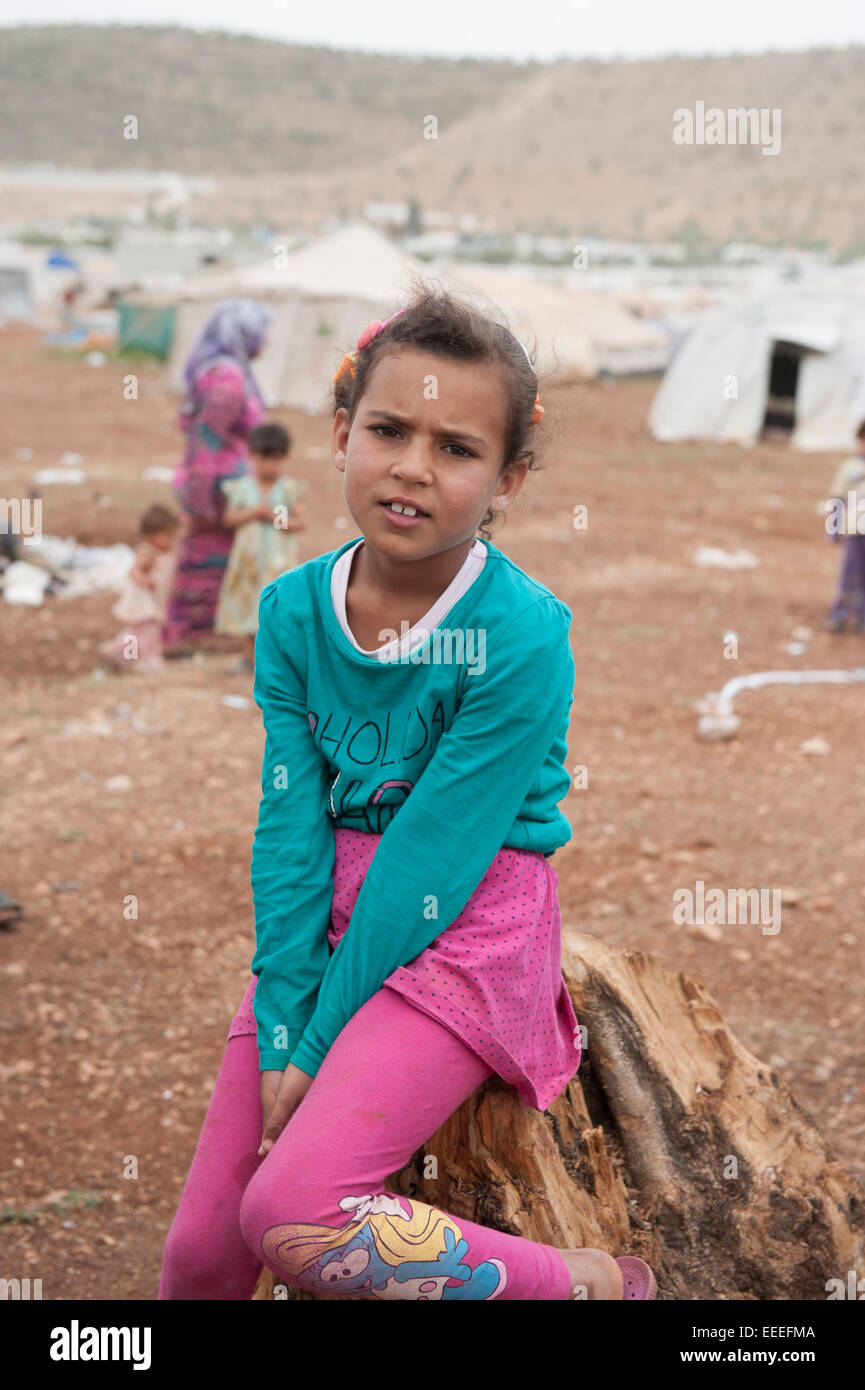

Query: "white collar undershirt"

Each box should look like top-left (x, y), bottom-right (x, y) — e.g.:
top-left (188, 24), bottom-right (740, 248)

top-left (331, 537), bottom-right (487, 659)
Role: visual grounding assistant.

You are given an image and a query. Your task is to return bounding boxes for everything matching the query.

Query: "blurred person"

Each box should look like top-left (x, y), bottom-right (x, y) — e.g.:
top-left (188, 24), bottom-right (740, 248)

top-left (825, 419), bottom-right (865, 633)
top-left (99, 503), bottom-right (179, 673)
top-left (215, 422), bottom-right (308, 673)
top-left (162, 299), bottom-right (272, 655)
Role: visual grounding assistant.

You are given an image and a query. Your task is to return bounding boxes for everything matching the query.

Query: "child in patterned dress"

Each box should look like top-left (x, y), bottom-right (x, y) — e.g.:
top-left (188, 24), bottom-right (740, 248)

top-left (215, 423), bottom-right (308, 671)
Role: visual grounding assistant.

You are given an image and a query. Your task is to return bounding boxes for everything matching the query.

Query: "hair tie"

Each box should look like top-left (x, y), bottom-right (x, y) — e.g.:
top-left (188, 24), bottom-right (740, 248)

top-left (333, 310), bottom-right (407, 383)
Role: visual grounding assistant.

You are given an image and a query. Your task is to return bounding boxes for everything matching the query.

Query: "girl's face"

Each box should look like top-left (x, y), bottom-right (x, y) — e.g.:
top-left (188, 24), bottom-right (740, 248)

top-left (254, 453), bottom-right (282, 486)
top-left (332, 348), bottom-right (528, 561)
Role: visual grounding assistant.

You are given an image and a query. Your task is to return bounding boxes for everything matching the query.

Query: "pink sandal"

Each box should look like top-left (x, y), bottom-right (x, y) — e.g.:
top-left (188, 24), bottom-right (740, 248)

top-left (615, 1256), bottom-right (657, 1300)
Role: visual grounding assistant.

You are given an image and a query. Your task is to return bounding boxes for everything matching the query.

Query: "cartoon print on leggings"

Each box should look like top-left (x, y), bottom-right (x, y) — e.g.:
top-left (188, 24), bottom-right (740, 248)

top-left (261, 1193), bottom-right (507, 1300)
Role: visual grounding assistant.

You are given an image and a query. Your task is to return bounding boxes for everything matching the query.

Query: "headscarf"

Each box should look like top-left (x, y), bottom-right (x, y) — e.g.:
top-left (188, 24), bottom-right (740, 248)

top-left (183, 298), bottom-right (272, 409)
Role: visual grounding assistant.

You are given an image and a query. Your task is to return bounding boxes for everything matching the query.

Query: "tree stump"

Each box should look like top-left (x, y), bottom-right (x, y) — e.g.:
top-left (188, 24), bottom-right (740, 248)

top-left (253, 931), bottom-right (864, 1300)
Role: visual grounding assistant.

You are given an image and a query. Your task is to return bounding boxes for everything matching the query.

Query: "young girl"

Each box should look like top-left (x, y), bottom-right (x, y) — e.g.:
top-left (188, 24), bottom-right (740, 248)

top-left (99, 503), bottom-right (179, 673)
top-left (215, 422), bottom-right (308, 671)
top-left (159, 289), bottom-right (656, 1302)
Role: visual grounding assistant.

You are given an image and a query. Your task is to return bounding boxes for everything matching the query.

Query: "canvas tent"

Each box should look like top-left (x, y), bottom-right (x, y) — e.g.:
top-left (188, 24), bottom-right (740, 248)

top-left (165, 223), bottom-right (671, 409)
top-left (166, 224), bottom-right (429, 411)
top-left (443, 264), bottom-right (671, 378)
top-left (649, 290), bottom-right (865, 451)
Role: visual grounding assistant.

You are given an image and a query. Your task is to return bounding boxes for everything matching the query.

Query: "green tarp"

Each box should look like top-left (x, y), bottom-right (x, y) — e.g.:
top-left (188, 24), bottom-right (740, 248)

top-left (118, 301), bottom-right (176, 358)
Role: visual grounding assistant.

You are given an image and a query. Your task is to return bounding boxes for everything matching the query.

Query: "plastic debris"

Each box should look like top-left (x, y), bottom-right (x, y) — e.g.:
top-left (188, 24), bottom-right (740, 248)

top-left (104, 775), bottom-right (133, 792)
top-left (143, 467), bottom-right (174, 483)
top-left (221, 694), bottom-right (251, 710)
top-left (33, 468), bottom-right (86, 484)
top-left (800, 736), bottom-right (831, 755)
top-left (692, 546), bottom-right (759, 570)
top-left (1, 560), bottom-right (51, 606)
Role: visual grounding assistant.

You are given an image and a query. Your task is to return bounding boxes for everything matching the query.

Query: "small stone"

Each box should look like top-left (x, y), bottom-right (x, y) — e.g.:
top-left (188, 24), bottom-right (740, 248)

top-left (639, 839), bottom-right (660, 858)
top-left (687, 919), bottom-right (724, 943)
top-left (104, 774), bottom-right (133, 792)
top-left (840, 933), bottom-right (857, 947)
top-left (791, 626), bottom-right (814, 641)
top-left (813, 897), bottom-right (834, 911)
top-left (780, 887), bottom-right (801, 906)
top-left (800, 736), bottom-right (830, 755)
top-left (731, 948), bottom-right (752, 963)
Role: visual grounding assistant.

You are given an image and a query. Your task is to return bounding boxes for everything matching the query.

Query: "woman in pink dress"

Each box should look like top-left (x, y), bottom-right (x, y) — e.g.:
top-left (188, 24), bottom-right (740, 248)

top-left (163, 299), bottom-right (272, 652)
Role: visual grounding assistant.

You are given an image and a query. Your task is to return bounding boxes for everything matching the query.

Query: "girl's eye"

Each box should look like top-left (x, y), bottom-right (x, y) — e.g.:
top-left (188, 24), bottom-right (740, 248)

top-left (444, 443), bottom-right (474, 458)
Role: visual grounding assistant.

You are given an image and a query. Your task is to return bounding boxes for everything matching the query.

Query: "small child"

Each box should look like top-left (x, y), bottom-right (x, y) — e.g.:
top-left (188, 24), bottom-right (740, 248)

top-left (215, 422), bottom-right (308, 671)
top-left (99, 503), bottom-right (179, 673)
top-left (825, 419), bottom-right (865, 633)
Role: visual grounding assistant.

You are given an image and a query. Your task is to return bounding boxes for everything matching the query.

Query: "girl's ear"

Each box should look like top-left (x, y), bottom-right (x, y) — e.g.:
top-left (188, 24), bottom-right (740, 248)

top-left (491, 459), bottom-right (529, 515)
top-left (332, 407), bottom-right (351, 473)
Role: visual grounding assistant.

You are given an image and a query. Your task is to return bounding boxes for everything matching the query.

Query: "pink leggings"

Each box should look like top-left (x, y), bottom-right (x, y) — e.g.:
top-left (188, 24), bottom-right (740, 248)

top-left (159, 987), bottom-right (573, 1300)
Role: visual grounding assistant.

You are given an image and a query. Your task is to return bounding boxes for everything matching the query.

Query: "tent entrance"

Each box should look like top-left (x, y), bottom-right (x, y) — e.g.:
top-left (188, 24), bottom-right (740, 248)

top-left (761, 339), bottom-right (807, 439)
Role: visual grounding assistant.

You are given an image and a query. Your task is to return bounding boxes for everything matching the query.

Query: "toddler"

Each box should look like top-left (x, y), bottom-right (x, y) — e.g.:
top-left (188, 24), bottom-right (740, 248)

top-left (99, 503), bottom-right (179, 673)
top-left (215, 422), bottom-right (307, 671)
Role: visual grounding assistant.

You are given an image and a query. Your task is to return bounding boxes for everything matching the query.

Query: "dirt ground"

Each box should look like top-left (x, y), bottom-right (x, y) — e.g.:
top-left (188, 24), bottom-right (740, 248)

top-left (1, 327), bottom-right (863, 1301)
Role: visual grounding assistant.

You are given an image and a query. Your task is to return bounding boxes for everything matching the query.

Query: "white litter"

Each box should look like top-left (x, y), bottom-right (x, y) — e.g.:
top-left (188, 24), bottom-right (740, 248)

top-left (104, 774), bottom-right (133, 792)
top-left (16, 447), bottom-right (34, 461)
top-left (60, 452), bottom-right (84, 468)
top-left (786, 642), bottom-right (807, 656)
top-left (221, 694), bottom-right (251, 710)
top-left (33, 468), bottom-right (86, 484)
top-left (0, 560), bottom-right (51, 606)
top-left (693, 547), bottom-right (759, 570)
top-left (800, 736), bottom-right (831, 755)
top-left (24, 534), bottom-right (135, 598)
top-left (85, 351), bottom-right (107, 367)
top-left (143, 467), bottom-right (174, 483)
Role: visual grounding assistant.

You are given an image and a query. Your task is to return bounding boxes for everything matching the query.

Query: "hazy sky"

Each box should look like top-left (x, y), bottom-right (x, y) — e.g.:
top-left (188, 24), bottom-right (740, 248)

top-left (2, 0), bottom-right (865, 61)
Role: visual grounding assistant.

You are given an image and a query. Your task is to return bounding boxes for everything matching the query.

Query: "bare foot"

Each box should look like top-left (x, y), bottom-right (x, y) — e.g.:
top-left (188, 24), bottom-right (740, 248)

top-left (559, 1248), bottom-right (624, 1300)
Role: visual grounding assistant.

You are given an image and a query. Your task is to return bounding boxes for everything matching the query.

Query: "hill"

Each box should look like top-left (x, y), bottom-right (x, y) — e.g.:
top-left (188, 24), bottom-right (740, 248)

top-left (2, 25), bottom-right (864, 248)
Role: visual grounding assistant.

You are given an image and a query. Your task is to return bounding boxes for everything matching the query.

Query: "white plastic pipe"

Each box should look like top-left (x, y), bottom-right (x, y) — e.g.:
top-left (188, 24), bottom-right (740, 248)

top-left (714, 666), bottom-right (865, 716)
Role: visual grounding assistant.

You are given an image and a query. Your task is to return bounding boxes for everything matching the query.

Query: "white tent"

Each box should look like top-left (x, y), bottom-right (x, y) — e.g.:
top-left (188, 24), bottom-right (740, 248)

top-left (167, 224), bottom-right (429, 412)
top-left (441, 263), bottom-right (670, 378)
top-left (166, 224), bottom-right (671, 410)
top-left (649, 290), bottom-right (865, 451)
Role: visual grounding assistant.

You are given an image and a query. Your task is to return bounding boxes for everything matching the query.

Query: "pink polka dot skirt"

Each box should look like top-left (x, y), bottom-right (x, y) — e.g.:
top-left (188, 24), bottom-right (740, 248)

top-left (229, 826), bottom-right (582, 1112)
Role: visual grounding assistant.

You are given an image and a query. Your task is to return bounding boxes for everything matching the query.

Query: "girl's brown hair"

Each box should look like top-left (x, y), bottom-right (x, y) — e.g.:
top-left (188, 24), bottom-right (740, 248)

top-left (333, 283), bottom-right (542, 538)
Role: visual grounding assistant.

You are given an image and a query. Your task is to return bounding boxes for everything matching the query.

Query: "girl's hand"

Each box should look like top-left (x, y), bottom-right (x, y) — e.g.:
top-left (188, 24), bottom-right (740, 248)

top-left (259, 1064), bottom-right (314, 1156)
top-left (257, 503), bottom-right (275, 523)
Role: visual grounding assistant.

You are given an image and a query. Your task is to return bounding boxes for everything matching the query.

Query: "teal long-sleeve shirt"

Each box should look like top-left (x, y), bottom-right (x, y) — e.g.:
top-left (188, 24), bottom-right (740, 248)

top-left (249, 536), bottom-right (576, 1076)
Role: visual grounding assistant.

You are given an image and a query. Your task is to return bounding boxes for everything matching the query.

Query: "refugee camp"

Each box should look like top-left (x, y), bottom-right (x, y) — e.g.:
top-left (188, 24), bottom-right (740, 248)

top-left (1, 0), bottom-right (863, 1348)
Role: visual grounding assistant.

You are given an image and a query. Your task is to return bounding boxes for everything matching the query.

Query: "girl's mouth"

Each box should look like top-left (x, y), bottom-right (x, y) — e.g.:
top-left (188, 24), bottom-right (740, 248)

top-left (379, 501), bottom-right (428, 528)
